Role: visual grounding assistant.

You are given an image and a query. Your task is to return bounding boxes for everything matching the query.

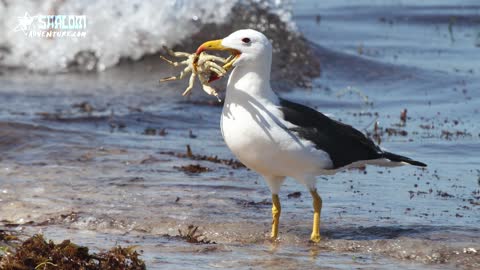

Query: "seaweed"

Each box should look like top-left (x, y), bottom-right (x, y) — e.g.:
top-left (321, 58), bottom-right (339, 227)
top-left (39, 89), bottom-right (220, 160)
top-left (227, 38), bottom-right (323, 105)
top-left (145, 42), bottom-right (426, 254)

top-left (177, 225), bottom-right (215, 244)
top-left (143, 127), bottom-right (157, 136)
top-left (0, 230), bottom-right (19, 242)
top-left (162, 225), bottom-right (215, 245)
top-left (160, 145), bottom-right (245, 169)
top-left (72, 102), bottom-right (94, 113)
top-left (0, 234), bottom-right (145, 270)
top-left (385, 128), bottom-right (408, 136)
top-left (142, 127), bottom-right (168, 136)
top-left (400, 109), bottom-right (407, 126)
top-left (441, 130), bottom-right (471, 140)
top-left (366, 122), bottom-right (408, 144)
top-left (235, 198), bottom-right (271, 208)
top-left (174, 164), bottom-right (211, 174)
top-left (158, 128), bottom-right (168, 136)
top-left (436, 190), bottom-right (455, 198)
top-left (188, 129), bottom-right (197, 139)
top-left (287, 191), bottom-right (302, 199)
top-left (94, 246), bottom-right (145, 270)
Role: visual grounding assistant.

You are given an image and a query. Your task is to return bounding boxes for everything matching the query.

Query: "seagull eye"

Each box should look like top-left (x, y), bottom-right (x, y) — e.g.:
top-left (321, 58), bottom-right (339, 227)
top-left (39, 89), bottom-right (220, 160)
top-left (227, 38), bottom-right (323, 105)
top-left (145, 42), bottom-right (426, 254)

top-left (242, 38), bottom-right (251, 44)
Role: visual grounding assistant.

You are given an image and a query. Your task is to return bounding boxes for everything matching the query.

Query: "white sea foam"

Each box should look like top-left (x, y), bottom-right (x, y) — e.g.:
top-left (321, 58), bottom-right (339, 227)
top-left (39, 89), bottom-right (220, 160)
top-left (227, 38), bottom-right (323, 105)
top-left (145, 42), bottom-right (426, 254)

top-left (0, 0), bottom-right (293, 72)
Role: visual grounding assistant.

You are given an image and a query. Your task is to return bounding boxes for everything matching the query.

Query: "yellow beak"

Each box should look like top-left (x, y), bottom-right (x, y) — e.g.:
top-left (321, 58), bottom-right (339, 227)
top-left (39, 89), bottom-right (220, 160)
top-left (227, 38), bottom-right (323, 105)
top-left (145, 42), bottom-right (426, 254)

top-left (196, 39), bottom-right (240, 56)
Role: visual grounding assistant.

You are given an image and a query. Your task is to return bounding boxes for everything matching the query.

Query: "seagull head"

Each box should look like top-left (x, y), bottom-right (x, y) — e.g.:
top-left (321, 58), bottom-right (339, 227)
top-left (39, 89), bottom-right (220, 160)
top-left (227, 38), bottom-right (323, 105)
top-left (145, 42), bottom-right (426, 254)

top-left (196, 29), bottom-right (272, 70)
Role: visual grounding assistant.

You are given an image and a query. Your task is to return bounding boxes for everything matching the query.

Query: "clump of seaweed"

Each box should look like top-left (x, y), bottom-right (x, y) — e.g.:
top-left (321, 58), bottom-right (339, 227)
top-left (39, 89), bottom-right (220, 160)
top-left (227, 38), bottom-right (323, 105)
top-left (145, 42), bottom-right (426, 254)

top-left (366, 122), bottom-right (408, 145)
top-left (93, 246), bottom-right (145, 270)
top-left (287, 191), bottom-right (302, 199)
top-left (0, 230), bottom-right (19, 242)
top-left (143, 127), bottom-right (167, 136)
top-left (0, 234), bottom-right (145, 270)
top-left (174, 164), bottom-right (211, 174)
top-left (400, 109), bottom-right (408, 126)
top-left (72, 101), bottom-right (95, 114)
top-left (160, 145), bottom-right (245, 169)
top-left (0, 230), bottom-right (20, 260)
top-left (172, 225), bottom-right (215, 244)
top-left (235, 198), bottom-right (271, 208)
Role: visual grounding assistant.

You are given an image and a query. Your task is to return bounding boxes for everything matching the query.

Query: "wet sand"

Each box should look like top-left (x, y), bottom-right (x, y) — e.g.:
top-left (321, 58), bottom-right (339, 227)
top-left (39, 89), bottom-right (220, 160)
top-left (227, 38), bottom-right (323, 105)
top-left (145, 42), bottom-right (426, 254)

top-left (1, 1), bottom-right (480, 269)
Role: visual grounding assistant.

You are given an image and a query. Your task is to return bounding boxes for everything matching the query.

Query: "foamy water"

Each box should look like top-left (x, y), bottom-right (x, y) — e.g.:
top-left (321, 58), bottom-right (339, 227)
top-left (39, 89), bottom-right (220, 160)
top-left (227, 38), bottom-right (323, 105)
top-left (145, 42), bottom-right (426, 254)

top-left (0, 0), bottom-right (292, 71)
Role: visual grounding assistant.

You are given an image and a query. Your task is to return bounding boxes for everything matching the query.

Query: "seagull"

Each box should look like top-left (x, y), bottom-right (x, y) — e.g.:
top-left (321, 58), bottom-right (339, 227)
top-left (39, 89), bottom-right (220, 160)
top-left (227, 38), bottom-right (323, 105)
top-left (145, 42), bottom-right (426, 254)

top-left (196, 29), bottom-right (426, 242)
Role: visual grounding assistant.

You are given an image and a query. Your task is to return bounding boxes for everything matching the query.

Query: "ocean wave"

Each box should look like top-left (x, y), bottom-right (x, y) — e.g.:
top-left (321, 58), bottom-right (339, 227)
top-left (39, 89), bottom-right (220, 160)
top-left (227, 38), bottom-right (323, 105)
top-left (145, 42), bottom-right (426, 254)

top-left (0, 0), bottom-right (315, 78)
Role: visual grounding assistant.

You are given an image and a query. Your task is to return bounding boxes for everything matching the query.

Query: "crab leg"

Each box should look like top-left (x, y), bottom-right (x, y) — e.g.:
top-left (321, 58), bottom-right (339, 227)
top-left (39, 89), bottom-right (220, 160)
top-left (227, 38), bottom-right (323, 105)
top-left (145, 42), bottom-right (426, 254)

top-left (222, 56), bottom-right (236, 71)
top-left (200, 82), bottom-right (220, 101)
top-left (182, 72), bottom-right (197, 96)
top-left (163, 46), bottom-right (191, 58)
top-left (197, 73), bottom-right (221, 101)
top-left (159, 55), bottom-right (191, 67)
top-left (160, 65), bottom-right (193, 82)
top-left (203, 61), bottom-right (227, 75)
top-left (198, 54), bottom-right (229, 64)
top-left (203, 68), bottom-right (225, 78)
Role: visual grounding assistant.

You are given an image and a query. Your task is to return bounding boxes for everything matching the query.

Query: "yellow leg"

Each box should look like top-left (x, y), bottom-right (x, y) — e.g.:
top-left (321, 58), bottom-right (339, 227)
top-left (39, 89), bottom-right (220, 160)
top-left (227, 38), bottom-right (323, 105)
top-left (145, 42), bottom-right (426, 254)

top-left (271, 194), bottom-right (281, 240)
top-left (310, 189), bottom-right (322, 243)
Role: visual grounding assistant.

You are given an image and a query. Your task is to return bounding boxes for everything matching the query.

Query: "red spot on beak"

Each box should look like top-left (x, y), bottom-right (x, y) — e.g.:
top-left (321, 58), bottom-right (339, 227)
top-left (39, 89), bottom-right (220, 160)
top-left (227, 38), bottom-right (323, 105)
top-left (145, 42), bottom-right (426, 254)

top-left (195, 46), bottom-right (205, 55)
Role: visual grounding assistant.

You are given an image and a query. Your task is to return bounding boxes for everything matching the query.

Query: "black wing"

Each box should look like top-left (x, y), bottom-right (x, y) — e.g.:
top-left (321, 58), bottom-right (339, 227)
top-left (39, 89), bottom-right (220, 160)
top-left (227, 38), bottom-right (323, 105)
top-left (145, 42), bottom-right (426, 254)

top-left (279, 98), bottom-right (426, 169)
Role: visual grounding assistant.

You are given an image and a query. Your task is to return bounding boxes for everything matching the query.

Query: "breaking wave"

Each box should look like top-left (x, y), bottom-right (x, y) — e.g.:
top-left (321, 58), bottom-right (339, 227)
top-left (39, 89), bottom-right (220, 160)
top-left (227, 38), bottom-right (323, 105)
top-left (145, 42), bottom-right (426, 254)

top-left (0, 0), bottom-right (318, 84)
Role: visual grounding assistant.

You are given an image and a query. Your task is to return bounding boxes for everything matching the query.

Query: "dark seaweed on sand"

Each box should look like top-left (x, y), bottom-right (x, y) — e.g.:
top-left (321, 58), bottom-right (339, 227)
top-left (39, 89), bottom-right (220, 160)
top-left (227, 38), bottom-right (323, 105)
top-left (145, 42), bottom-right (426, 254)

top-left (174, 164), bottom-right (211, 174)
top-left (177, 225), bottom-right (215, 244)
top-left (160, 145), bottom-right (246, 169)
top-left (0, 230), bottom-right (19, 242)
top-left (162, 225), bottom-right (215, 244)
top-left (0, 234), bottom-right (145, 270)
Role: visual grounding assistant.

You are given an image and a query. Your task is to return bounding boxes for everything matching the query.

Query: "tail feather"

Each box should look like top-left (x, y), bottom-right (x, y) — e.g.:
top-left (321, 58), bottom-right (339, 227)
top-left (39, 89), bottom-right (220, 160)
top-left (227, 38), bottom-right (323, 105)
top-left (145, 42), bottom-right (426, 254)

top-left (382, 151), bottom-right (427, 167)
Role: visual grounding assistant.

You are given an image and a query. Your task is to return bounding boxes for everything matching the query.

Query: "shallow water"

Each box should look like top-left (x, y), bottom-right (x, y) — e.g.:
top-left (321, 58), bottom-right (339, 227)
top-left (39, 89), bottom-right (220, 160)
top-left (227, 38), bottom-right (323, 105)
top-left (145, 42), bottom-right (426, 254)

top-left (1, 0), bottom-right (480, 269)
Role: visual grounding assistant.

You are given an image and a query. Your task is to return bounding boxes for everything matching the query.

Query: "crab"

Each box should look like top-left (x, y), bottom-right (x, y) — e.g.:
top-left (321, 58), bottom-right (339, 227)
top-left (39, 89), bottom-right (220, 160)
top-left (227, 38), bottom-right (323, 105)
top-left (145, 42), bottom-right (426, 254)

top-left (159, 46), bottom-right (235, 101)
